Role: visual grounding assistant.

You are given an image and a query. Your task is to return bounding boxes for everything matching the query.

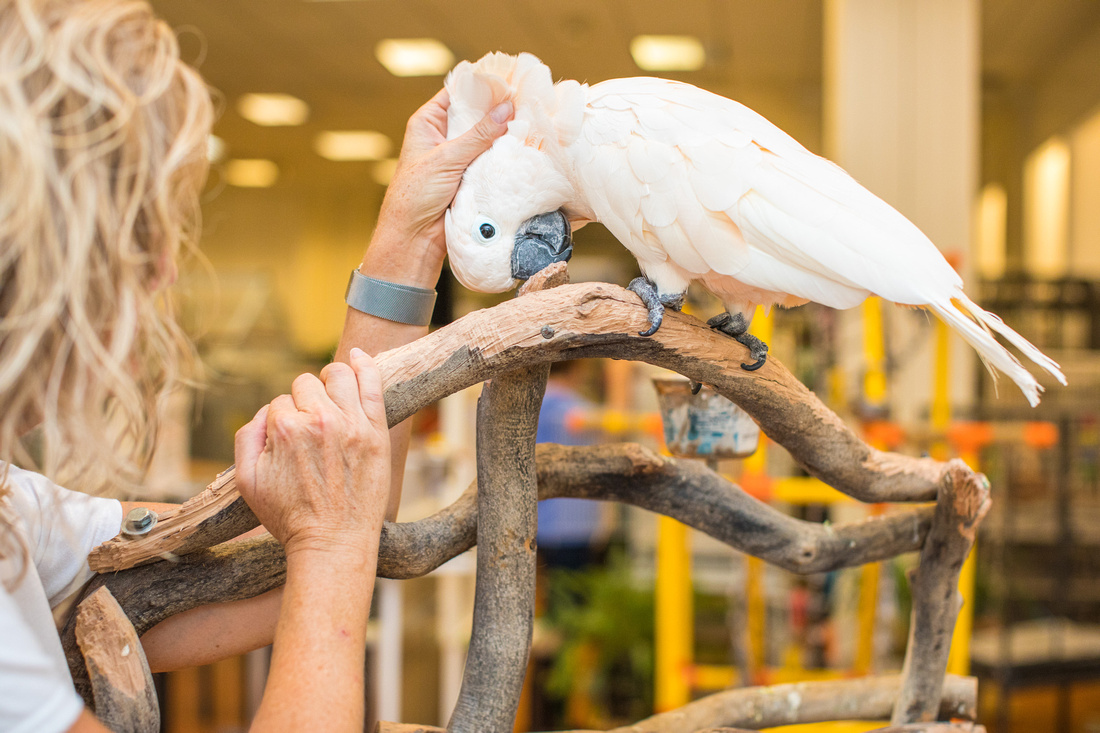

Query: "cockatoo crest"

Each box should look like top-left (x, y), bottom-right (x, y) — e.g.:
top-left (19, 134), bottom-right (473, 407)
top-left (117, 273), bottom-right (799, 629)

top-left (445, 51), bottom-right (585, 148)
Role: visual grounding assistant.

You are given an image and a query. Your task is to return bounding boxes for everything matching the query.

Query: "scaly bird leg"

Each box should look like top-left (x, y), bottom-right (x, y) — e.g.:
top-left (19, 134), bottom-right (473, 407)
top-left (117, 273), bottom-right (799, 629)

top-left (628, 277), bottom-right (704, 393)
top-left (708, 311), bottom-right (769, 372)
top-left (627, 277), bottom-right (685, 338)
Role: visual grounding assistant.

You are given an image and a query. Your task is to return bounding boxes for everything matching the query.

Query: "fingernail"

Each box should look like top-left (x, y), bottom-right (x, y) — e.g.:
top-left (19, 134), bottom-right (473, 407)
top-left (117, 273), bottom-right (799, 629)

top-left (351, 347), bottom-right (365, 359)
top-left (490, 101), bottom-right (513, 124)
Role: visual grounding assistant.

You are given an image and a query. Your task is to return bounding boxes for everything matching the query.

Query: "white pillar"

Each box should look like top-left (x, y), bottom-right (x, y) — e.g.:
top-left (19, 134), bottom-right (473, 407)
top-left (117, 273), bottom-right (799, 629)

top-left (824, 0), bottom-right (980, 422)
top-left (375, 578), bottom-right (404, 722)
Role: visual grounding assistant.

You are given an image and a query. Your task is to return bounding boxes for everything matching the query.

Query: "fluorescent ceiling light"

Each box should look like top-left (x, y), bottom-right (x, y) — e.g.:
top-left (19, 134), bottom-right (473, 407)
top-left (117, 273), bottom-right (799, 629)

top-left (207, 134), bottom-right (227, 163)
top-left (372, 158), bottom-right (399, 185)
top-left (314, 131), bottom-right (393, 161)
top-left (375, 39), bottom-right (455, 77)
top-left (224, 159), bottom-right (279, 188)
top-left (236, 93), bottom-right (310, 127)
top-left (630, 35), bottom-right (706, 72)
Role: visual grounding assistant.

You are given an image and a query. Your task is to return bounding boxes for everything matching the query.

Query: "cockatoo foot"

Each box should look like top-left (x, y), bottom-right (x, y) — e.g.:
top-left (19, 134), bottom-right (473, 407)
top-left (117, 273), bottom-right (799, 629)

top-left (707, 312), bottom-right (769, 371)
top-left (627, 277), bottom-right (685, 337)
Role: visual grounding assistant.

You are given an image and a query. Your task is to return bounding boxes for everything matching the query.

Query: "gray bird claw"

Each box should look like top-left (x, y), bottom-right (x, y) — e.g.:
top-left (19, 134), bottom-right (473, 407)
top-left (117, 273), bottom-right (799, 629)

top-left (628, 277), bottom-right (684, 337)
top-left (707, 311), bottom-right (769, 371)
top-left (689, 380), bottom-right (703, 395)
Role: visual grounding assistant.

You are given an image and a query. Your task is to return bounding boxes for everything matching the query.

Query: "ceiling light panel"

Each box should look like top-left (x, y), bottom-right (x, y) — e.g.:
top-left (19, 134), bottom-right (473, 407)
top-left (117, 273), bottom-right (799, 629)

top-left (375, 39), bottom-right (455, 77)
top-left (237, 93), bottom-right (310, 126)
top-left (314, 131), bottom-right (393, 161)
top-left (630, 35), bottom-right (706, 72)
top-left (207, 134), bottom-right (227, 163)
top-left (224, 159), bottom-right (279, 188)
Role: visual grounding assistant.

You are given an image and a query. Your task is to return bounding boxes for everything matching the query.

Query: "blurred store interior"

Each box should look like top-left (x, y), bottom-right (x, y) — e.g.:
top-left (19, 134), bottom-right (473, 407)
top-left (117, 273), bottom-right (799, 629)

top-left (139, 1), bottom-right (1100, 731)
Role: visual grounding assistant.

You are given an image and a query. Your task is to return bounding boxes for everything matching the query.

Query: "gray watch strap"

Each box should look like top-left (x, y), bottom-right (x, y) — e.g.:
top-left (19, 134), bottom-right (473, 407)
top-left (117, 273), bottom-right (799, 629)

top-left (345, 270), bottom-right (437, 326)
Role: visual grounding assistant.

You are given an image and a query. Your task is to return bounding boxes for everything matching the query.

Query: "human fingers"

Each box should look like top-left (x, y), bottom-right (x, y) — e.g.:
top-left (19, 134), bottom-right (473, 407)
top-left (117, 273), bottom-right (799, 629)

top-left (437, 101), bottom-right (513, 168)
top-left (402, 89), bottom-right (451, 158)
top-left (234, 404), bottom-right (269, 493)
top-left (349, 347), bottom-right (387, 430)
top-left (289, 372), bottom-right (330, 413)
top-left (266, 394), bottom-right (297, 437)
top-left (319, 361), bottom-right (360, 412)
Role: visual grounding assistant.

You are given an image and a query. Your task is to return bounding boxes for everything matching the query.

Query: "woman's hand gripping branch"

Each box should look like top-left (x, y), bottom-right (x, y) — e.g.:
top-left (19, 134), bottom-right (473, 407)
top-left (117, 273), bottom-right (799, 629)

top-left (234, 347), bottom-right (390, 732)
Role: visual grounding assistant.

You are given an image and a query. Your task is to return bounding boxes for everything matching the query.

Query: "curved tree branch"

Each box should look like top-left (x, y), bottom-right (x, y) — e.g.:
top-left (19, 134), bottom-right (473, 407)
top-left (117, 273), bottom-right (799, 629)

top-left (65, 444), bottom-right (935, 707)
top-left (893, 461), bottom-right (991, 724)
top-left (90, 282), bottom-right (945, 573)
top-left (448, 365), bottom-right (547, 732)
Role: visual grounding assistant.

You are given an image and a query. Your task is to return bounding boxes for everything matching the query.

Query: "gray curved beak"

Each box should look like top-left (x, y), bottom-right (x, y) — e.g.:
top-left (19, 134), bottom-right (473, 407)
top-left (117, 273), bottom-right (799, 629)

top-left (510, 210), bottom-right (573, 281)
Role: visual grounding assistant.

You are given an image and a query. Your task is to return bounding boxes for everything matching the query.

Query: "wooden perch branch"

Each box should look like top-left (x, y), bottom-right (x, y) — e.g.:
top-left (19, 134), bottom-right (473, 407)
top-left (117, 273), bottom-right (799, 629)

top-left (66, 535), bottom-right (286, 708)
top-left (607, 674), bottom-right (976, 732)
top-left (378, 674), bottom-right (975, 733)
top-left (448, 365), bottom-right (547, 732)
top-left (90, 281), bottom-right (946, 573)
top-left (64, 443), bottom-right (935, 706)
top-left (893, 461), bottom-right (991, 724)
top-left (450, 263), bottom-right (558, 732)
top-left (75, 587), bottom-right (159, 732)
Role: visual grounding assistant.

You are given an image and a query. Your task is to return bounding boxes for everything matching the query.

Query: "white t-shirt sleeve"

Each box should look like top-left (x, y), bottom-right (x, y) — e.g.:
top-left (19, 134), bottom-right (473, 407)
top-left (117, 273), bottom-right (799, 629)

top-left (0, 587), bottom-right (85, 733)
top-left (5, 465), bottom-right (123, 607)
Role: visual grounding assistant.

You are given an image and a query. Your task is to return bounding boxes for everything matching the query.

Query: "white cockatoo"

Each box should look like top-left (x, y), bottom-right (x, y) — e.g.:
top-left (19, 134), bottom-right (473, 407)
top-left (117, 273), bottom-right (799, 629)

top-left (443, 52), bottom-right (1065, 406)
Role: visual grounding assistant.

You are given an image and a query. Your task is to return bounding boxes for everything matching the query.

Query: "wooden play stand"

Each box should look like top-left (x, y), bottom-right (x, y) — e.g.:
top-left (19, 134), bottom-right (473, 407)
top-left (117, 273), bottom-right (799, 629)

top-left (64, 265), bottom-right (990, 733)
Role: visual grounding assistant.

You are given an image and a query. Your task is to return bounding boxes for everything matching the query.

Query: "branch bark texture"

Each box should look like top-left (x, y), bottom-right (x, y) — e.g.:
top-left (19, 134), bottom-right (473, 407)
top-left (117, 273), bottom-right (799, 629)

top-left (448, 366), bottom-right (548, 732)
top-left (90, 282), bottom-right (946, 573)
top-left (75, 587), bottom-right (159, 732)
top-left (893, 461), bottom-right (991, 724)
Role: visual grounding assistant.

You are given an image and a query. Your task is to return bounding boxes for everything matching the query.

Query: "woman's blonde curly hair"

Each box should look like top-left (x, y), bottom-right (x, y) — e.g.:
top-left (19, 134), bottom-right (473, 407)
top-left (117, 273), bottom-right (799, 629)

top-left (0, 0), bottom-right (212, 507)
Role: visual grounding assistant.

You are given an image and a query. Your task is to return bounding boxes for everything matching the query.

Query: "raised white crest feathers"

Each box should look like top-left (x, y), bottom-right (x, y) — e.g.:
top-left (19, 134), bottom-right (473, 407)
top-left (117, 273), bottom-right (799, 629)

top-left (442, 52), bottom-right (1066, 407)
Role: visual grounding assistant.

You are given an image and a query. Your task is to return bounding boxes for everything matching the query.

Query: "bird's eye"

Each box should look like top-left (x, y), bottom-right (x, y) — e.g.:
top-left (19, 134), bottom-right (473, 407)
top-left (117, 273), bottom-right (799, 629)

top-left (473, 217), bottom-right (500, 245)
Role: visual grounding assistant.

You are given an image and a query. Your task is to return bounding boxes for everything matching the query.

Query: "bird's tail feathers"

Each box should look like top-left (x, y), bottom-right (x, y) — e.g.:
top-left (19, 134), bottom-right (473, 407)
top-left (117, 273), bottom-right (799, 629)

top-left (930, 293), bottom-right (1066, 407)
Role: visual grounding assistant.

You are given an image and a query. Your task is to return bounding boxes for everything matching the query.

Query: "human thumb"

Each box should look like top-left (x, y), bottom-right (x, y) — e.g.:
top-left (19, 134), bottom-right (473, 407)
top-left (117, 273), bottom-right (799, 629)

top-left (443, 101), bottom-right (513, 166)
top-left (234, 404), bottom-right (269, 495)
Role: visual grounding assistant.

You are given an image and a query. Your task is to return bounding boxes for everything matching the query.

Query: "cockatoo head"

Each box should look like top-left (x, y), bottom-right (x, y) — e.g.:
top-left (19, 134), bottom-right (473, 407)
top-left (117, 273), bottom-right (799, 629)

top-left (445, 135), bottom-right (574, 292)
top-left (443, 52), bottom-right (587, 292)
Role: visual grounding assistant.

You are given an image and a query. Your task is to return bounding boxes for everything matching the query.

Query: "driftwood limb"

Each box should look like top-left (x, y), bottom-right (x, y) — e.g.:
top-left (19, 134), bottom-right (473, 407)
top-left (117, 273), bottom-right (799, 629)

top-left (89, 466), bottom-right (252, 573)
top-left (65, 535), bottom-right (286, 708)
top-left (865, 725), bottom-right (987, 733)
top-left (380, 444), bottom-right (936, 582)
top-left (448, 365), bottom-right (548, 732)
top-left (64, 444), bottom-right (937, 702)
top-left (702, 727), bottom-right (986, 733)
top-left (892, 462), bottom-right (991, 724)
top-left (90, 282), bottom-right (947, 573)
top-left (75, 587), bottom-right (159, 733)
top-left (606, 674), bottom-right (976, 732)
top-left (382, 675), bottom-right (975, 733)
top-left (449, 263), bottom-right (559, 732)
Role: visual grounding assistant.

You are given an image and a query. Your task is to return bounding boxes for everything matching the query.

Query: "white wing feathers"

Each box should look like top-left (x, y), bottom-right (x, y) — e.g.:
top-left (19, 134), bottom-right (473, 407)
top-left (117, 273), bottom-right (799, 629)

top-left (577, 76), bottom-right (1066, 403)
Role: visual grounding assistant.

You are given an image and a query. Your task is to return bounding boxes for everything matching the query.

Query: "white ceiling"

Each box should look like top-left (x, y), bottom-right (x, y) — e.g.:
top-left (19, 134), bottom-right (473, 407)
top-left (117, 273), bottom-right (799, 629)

top-left (147, 0), bottom-right (1100, 191)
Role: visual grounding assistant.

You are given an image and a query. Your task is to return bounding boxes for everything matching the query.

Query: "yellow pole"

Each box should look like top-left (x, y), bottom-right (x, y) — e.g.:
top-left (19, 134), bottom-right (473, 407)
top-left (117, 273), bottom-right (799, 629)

top-left (855, 298), bottom-right (887, 674)
top-left (741, 306), bottom-right (773, 681)
top-left (655, 515), bottom-right (692, 711)
top-left (862, 298), bottom-right (888, 409)
top-left (931, 317), bottom-right (952, 461)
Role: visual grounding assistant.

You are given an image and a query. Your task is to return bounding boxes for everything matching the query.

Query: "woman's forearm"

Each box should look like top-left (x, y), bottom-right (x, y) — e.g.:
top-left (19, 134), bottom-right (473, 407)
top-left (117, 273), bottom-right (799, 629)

top-left (250, 545), bottom-right (377, 732)
top-left (334, 229), bottom-right (440, 521)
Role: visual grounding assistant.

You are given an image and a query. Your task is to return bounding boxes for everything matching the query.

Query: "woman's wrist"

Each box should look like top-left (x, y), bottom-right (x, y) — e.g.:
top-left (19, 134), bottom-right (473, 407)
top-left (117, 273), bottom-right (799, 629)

top-left (283, 529), bottom-right (381, 568)
top-left (359, 226), bottom-right (445, 290)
